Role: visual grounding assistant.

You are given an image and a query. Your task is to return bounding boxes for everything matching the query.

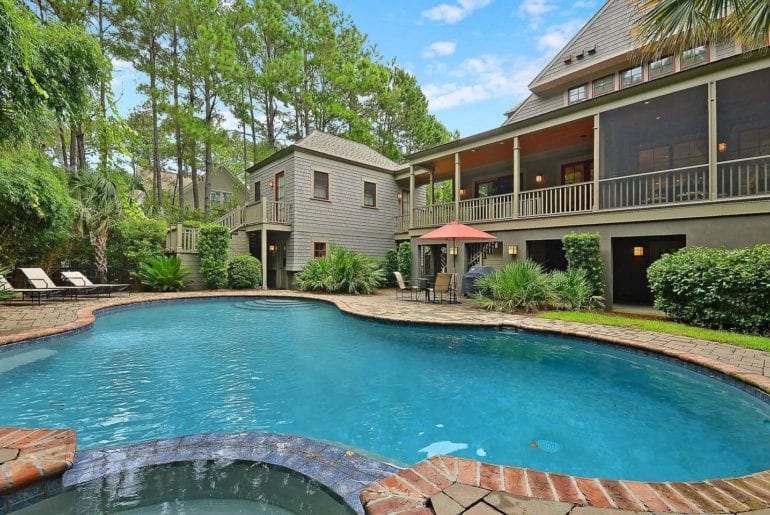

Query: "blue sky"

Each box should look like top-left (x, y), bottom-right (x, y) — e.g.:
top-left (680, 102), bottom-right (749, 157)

top-left (112, 0), bottom-right (601, 139)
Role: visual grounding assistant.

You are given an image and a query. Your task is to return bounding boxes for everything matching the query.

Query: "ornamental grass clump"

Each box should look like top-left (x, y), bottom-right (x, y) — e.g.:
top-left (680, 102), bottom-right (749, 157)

top-left (227, 254), bottom-right (262, 289)
top-left (136, 256), bottom-right (189, 292)
top-left (294, 245), bottom-right (384, 294)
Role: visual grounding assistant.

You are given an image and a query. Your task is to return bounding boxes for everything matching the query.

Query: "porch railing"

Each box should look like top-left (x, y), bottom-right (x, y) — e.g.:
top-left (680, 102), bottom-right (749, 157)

top-left (214, 205), bottom-right (244, 231)
top-left (413, 202), bottom-right (454, 227)
top-left (242, 198), bottom-right (293, 225)
top-left (459, 193), bottom-right (513, 222)
top-left (717, 155), bottom-right (770, 199)
top-left (599, 164), bottom-right (709, 210)
top-left (518, 181), bottom-right (593, 217)
top-left (394, 215), bottom-right (409, 233)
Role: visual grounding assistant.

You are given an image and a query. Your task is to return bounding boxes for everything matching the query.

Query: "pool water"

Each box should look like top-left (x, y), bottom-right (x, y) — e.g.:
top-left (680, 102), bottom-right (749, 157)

top-left (16, 460), bottom-right (352, 514)
top-left (1, 298), bottom-right (769, 481)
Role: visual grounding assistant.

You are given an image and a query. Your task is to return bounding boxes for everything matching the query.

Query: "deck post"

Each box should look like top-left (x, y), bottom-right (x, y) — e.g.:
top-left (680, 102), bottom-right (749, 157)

top-left (261, 196), bottom-right (268, 224)
top-left (260, 228), bottom-right (268, 290)
top-left (429, 170), bottom-right (435, 205)
top-left (593, 114), bottom-right (600, 211)
top-left (708, 81), bottom-right (718, 201)
top-left (175, 223), bottom-right (183, 253)
top-left (513, 137), bottom-right (520, 219)
top-left (408, 166), bottom-right (415, 229)
top-left (454, 153), bottom-right (461, 221)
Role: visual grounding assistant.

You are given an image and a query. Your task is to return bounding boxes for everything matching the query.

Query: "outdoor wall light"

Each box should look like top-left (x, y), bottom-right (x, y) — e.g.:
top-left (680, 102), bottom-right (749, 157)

top-left (508, 244), bottom-right (518, 256)
top-left (535, 175), bottom-right (544, 184)
top-left (718, 142), bottom-right (728, 153)
top-left (633, 246), bottom-right (644, 257)
top-left (459, 188), bottom-right (467, 197)
top-left (397, 192), bottom-right (403, 200)
top-left (268, 244), bottom-right (277, 252)
top-left (448, 246), bottom-right (459, 255)
top-left (268, 180), bottom-right (274, 188)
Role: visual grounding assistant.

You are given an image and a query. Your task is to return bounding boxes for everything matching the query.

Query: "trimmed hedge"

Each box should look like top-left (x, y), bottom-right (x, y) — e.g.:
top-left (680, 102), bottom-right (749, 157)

top-left (562, 232), bottom-right (604, 296)
top-left (197, 224), bottom-right (230, 289)
top-left (228, 254), bottom-right (262, 289)
top-left (647, 244), bottom-right (770, 335)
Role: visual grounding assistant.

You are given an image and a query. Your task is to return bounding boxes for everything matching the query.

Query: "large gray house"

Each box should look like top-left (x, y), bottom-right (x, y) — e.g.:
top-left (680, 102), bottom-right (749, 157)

top-left (168, 0), bottom-right (770, 305)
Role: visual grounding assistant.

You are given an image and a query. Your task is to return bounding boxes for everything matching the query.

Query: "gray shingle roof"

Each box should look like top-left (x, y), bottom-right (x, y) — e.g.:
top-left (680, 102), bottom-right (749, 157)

top-left (294, 131), bottom-right (405, 172)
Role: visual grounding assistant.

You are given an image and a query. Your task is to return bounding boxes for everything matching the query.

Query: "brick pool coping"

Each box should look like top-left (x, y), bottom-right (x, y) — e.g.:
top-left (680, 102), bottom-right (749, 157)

top-left (3, 290), bottom-right (770, 514)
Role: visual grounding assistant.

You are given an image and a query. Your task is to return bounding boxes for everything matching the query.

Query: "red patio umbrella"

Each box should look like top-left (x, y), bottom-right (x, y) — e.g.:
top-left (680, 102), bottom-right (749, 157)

top-left (418, 220), bottom-right (497, 270)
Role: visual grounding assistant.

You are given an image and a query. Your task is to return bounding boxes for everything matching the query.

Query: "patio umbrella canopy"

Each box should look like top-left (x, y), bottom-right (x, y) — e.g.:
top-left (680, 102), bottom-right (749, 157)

top-left (417, 220), bottom-right (497, 243)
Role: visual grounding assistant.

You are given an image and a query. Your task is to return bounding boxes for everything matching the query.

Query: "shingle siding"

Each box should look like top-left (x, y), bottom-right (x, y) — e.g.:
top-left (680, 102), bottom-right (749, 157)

top-left (287, 151), bottom-right (400, 271)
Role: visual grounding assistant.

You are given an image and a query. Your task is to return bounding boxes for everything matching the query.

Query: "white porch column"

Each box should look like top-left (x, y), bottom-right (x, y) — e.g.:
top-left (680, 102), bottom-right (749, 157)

top-left (408, 165), bottom-right (415, 229)
top-left (593, 114), bottom-right (600, 211)
top-left (708, 81), bottom-right (718, 201)
top-left (429, 170), bottom-right (435, 205)
top-left (513, 137), bottom-right (520, 219)
top-left (454, 152), bottom-right (461, 221)
top-left (260, 228), bottom-right (268, 290)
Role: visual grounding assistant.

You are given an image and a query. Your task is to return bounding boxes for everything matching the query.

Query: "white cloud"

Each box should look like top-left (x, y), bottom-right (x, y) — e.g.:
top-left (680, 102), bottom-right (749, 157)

top-left (218, 109), bottom-right (242, 132)
top-left (422, 41), bottom-right (457, 58)
top-left (536, 19), bottom-right (584, 53)
top-left (423, 53), bottom-right (549, 110)
top-left (519, 0), bottom-right (556, 17)
top-left (572, 0), bottom-right (596, 8)
top-left (422, 0), bottom-right (492, 24)
top-left (110, 58), bottom-right (137, 92)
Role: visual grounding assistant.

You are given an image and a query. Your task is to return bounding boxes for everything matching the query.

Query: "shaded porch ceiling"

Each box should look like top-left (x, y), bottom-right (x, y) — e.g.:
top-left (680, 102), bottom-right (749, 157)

top-left (409, 116), bottom-right (594, 186)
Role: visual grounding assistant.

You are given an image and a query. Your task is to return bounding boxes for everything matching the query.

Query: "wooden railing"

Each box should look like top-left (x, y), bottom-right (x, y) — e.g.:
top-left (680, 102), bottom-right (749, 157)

top-left (394, 215), bottom-right (409, 233)
top-left (599, 165), bottom-right (709, 210)
top-left (242, 198), bottom-right (293, 225)
top-left (459, 193), bottom-right (513, 222)
top-left (518, 181), bottom-right (593, 217)
top-left (412, 202), bottom-right (454, 227)
top-left (718, 155), bottom-right (770, 199)
top-left (214, 205), bottom-right (244, 231)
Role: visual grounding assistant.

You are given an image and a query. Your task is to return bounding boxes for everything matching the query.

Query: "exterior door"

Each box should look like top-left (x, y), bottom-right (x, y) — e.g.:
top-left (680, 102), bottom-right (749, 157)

top-left (274, 171), bottom-right (285, 221)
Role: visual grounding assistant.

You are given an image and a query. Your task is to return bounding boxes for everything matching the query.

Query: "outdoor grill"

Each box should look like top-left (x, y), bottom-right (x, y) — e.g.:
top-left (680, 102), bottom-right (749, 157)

top-left (461, 266), bottom-right (497, 297)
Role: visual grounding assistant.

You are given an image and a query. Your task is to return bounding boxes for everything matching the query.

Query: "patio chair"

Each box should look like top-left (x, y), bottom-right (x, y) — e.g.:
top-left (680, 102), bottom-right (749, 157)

top-left (394, 271), bottom-right (420, 301)
top-left (18, 268), bottom-right (99, 300)
top-left (61, 271), bottom-right (131, 297)
top-left (427, 272), bottom-right (458, 304)
top-left (0, 275), bottom-right (67, 305)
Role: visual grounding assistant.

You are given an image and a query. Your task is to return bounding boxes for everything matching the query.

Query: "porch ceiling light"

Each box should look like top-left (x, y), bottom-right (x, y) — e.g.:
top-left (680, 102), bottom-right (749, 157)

top-left (633, 246), bottom-right (644, 256)
top-left (508, 244), bottom-right (518, 256)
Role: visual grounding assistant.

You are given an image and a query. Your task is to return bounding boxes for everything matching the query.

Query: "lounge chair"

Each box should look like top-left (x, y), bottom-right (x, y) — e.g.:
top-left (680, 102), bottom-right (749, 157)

top-left (394, 271), bottom-right (420, 301)
top-left (428, 272), bottom-right (458, 304)
top-left (61, 271), bottom-right (131, 296)
top-left (18, 268), bottom-right (99, 300)
top-left (0, 275), bottom-right (67, 305)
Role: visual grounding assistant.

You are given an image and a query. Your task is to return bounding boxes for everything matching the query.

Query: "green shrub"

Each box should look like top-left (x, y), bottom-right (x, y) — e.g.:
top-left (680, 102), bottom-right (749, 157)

top-left (550, 269), bottom-right (603, 310)
top-left (136, 256), bottom-right (189, 292)
top-left (562, 232), bottom-right (604, 296)
top-left (228, 254), bottom-right (262, 289)
top-left (381, 242), bottom-right (412, 287)
top-left (294, 245), bottom-right (384, 294)
top-left (647, 245), bottom-right (770, 334)
top-left (0, 264), bottom-right (16, 301)
top-left (197, 224), bottom-right (230, 289)
top-left (107, 218), bottom-right (167, 283)
top-left (474, 260), bottom-right (557, 312)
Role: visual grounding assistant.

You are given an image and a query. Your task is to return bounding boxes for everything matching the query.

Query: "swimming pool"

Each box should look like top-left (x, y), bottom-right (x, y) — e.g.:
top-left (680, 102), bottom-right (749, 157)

top-left (1, 297), bottom-right (769, 482)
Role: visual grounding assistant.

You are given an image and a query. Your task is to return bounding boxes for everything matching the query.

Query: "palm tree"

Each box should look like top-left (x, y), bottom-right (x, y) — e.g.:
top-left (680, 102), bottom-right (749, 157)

top-left (69, 169), bottom-right (124, 281)
top-left (632, 0), bottom-right (770, 59)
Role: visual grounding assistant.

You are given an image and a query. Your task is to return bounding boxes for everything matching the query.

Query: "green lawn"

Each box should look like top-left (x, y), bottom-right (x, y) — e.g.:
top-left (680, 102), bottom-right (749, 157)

top-left (537, 311), bottom-right (770, 352)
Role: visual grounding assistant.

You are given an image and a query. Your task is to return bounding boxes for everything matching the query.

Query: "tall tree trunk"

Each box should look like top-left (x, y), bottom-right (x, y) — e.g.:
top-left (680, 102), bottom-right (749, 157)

top-left (188, 82), bottom-right (199, 210)
top-left (76, 126), bottom-right (86, 171)
top-left (91, 229), bottom-right (108, 282)
top-left (247, 85), bottom-right (258, 158)
top-left (69, 126), bottom-right (77, 170)
top-left (150, 37), bottom-right (162, 207)
top-left (203, 77), bottom-right (213, 216)
top-left (58, 122), bottom-right (68, 167)
top-left (172, 24), bottom-right (184, 216)
top-left (98, 0), bottom-right (108, 173)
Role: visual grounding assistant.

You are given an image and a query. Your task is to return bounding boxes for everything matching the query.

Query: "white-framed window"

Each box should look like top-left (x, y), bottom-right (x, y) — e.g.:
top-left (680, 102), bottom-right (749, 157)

top-left (568, 84), bottom-right (588, 104)
top-left (313, 170), bottom-right (329, 200)
top-left (210, 190), bottom-right (233, 205)
top-left (682, 45), bottom-right (709, 68)
top-left (253, 181), bottom-right (261, 202)
top-left (649, 55), bottom-right (674, 78)
top-left (620, 66), bottom-right (643, 88)
top-left (363, 181), bottom-right (377, 207)
top-left (592, 75), bottom-right (615, 96)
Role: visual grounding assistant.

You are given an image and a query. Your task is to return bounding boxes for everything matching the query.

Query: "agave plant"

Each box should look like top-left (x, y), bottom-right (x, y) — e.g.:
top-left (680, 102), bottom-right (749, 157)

top-left (294, 245), bottom-right (384, 294)
top-left (473, 260), bottom-right (558, 312)
top-left (136, 256), bottom-right (189, 292)
top-left (549, 269), bottom-right (604, 310)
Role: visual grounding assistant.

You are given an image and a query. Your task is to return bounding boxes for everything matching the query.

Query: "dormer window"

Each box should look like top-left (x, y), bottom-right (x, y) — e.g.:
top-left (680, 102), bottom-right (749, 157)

top-left (620, 66), bottom-right (643, 88)
top-left (649, 56), bottom-right (674, 78)
top-left (568, 84), bottom-right (588, 104)
top-left (682, 45), bottom-right (708, 68)
top-left (593, 75), bottom-right (615, 96)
